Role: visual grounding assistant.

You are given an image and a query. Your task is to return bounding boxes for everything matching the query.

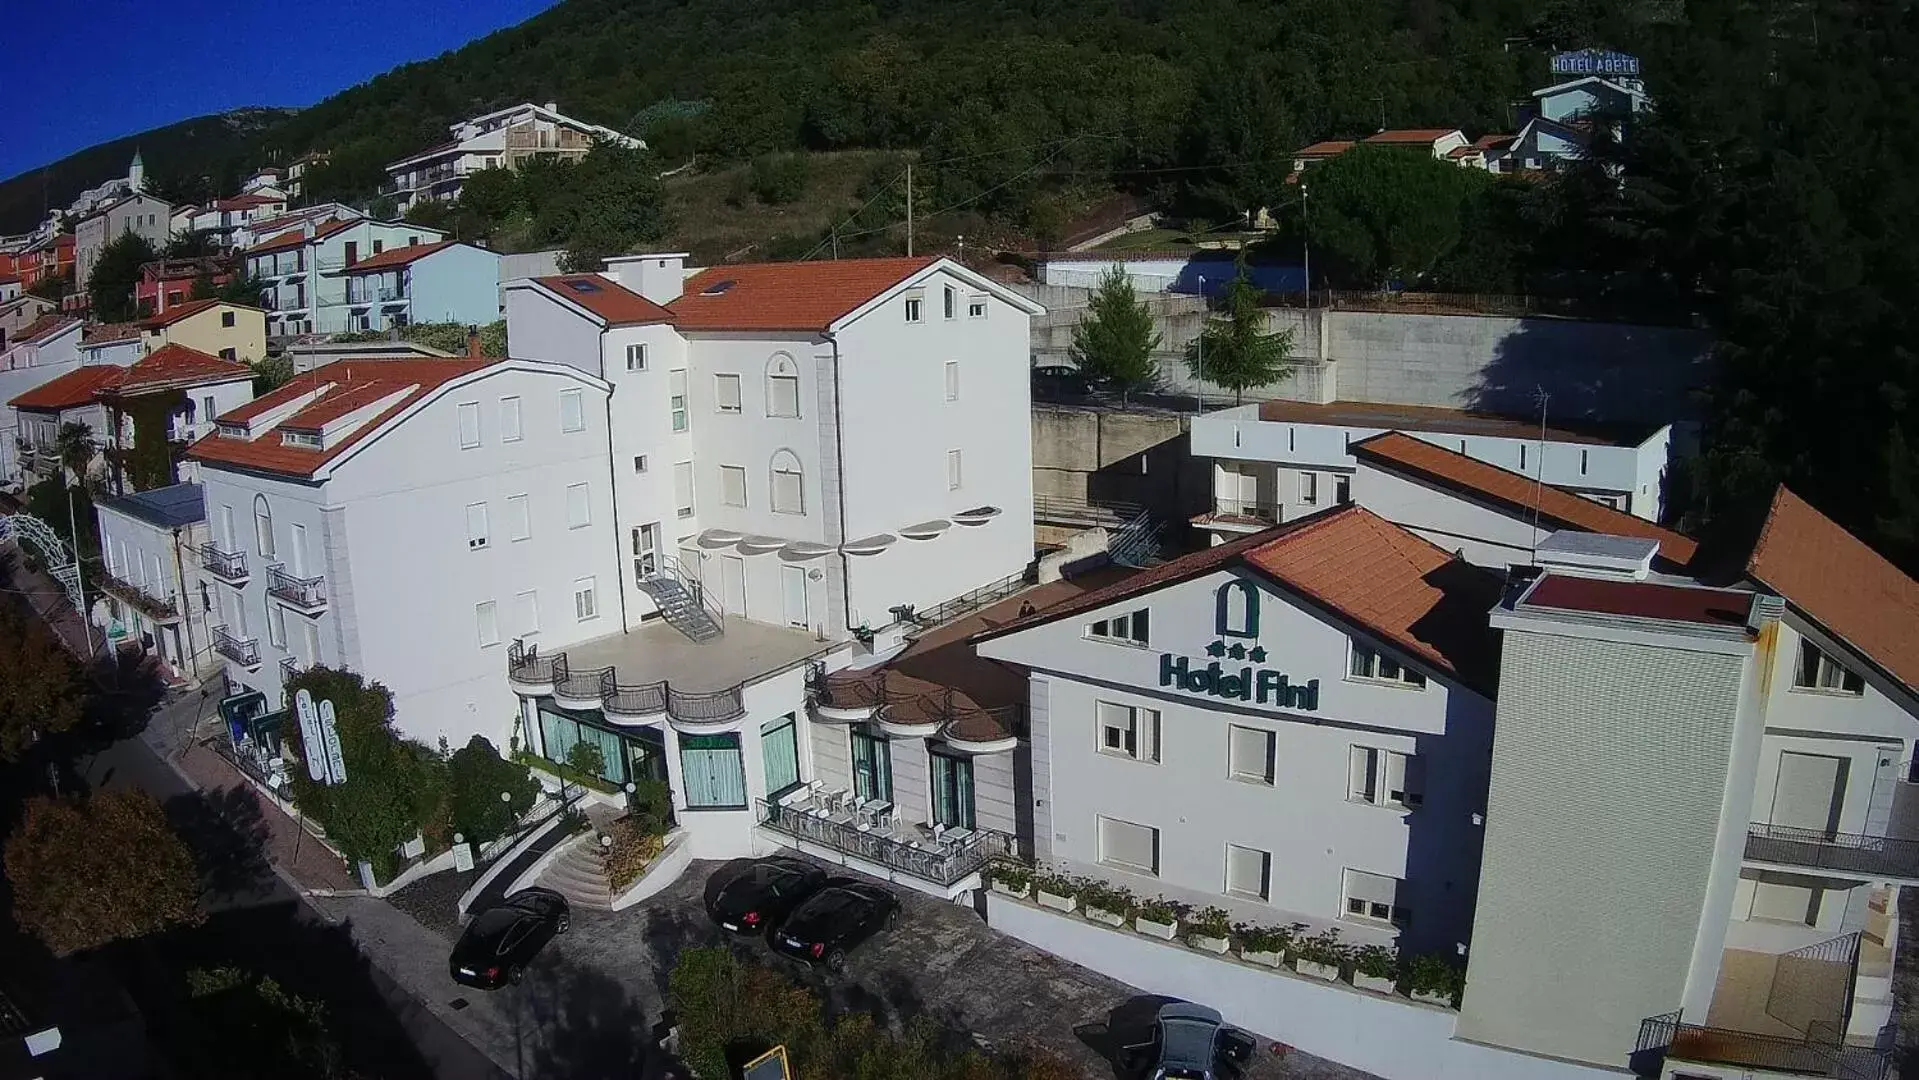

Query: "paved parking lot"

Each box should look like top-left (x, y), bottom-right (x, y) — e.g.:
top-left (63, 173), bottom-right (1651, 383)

top-left (333, 855), bottom-right (1376, 1079)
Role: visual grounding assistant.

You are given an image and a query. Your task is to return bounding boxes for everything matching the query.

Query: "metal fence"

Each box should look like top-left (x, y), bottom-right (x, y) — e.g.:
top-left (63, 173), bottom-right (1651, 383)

top-left (507, 640), bottom-right (746, 723)
top-left (1767, 932), bottom-right (1860, 1038)
top-left (1638, 1009), bottom-right (1891, 1080)
top-left (1746, 823), bottom-right (1919, 881)
top-left (755, 798), bottom-right (1015, 887)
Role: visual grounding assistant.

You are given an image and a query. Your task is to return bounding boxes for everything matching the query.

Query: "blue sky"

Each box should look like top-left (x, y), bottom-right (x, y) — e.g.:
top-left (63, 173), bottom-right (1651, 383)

top-left (3, 0), bottom-right (558, 182)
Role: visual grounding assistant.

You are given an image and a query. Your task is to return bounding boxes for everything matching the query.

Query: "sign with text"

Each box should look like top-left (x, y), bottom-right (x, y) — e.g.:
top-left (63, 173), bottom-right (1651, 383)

top-left (294, 689), bottom-right (325, 783)
top-left (1160, 653), bottom-right (1319, 711)
top-left (319, 700), bottom-right (348, 785)
top-left (452, 842), bottom-right (475, 873)
top-left (1550, 49), bottom-right (1641, 77)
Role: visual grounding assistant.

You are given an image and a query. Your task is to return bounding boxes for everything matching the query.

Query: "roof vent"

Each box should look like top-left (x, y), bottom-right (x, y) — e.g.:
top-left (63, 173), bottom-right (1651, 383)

top-left (700, 279), bottom-right (736, 296)
top-left (1533, 531), bottom-right (1658, 581)
top-left (1747, 593), bottom-right (1786, 632)
top-left (564, 279), bottom-right (601, 294)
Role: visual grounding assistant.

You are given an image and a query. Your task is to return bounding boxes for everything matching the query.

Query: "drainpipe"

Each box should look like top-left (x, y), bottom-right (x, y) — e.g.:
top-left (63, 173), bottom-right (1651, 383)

top-left (602, 380), bottom-right (629, 632)
top-left (172, 524), bottom-right (198, 673)
top-left (822, 329), bottom-right (854, 636)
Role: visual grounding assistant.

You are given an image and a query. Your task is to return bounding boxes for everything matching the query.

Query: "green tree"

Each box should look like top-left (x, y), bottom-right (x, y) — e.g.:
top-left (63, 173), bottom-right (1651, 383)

top-left (176, 968), bottom-right (349, 1080)
top-left (1184, 256), bottom-right (1294, 404)
top-left (216, 275), bottom-right (266, 306)
top-left (1301, 145), bottom-right (1483, 288)
top-left (88, 232), bottom-right (160, 321)
top-left (1068, 267), bottom-right (1161, 402)
top-left (248, 352), bottom-right (294, 395)
top-left (55, 420), bottom-right (96, 482)
top-left (446, 736), bottom-right (539, 844)
top-left (558, 143), bottom-right (670, 272)
top-left (189, 272), bottom-right (219, 301)
top-left (26, 272), bottom-right (71, 301)
top-left (565, 740), bottom-right (605, 783)
top-left (5, 791), bottom-right (203, 954)
top-left (0, 603), bottom-right (85, 763)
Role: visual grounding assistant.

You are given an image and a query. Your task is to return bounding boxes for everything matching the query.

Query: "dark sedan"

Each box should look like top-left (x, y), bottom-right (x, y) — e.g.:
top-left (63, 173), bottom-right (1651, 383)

top-left (706, 856), bottom-right (829, 936)
top-left (768, 878), bottom-right (899, 973)
top-left (449, 887), bottom-right (569, 990)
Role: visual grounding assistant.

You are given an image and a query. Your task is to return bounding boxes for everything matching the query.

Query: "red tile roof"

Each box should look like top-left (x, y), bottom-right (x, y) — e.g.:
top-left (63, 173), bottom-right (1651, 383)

top-left (98, 344), bottom-right (251, 395)
top-left (1352, 432), bottom-right (1698, 567)
top-left (1362, 128), bottom-right (1463, 144)
top-left (12, 314), bottom-right (78, 345)
top-left (82, 322), bottom-right (145, 345)
top-left (140, 298), bottom-right (260, 329)
top-left (1297, 140), bottom-right (1356, 157)
top-left (532, 275), bottom-right (676, 327)
top-left (9, 366), bottom-right (123, 411)
top-left (188, 359), bottom-right (492, 478)
top-left (669, 257), bottom-right (938, 332)
top-left (341, 240), bottom-right (458, 273)
top-left (213, 194), bottom-right (283, 211)
top-left (246, 218), bottom-right (355, 256)
top-left (1746, 486), bottom-right (1919, 691)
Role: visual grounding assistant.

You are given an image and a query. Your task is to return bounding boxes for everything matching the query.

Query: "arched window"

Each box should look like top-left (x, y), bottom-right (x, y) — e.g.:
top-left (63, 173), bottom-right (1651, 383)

top-left (1216, 579), bottom-right (1259, 638)
top-left (252, 494), bottom-right (275, 558)
top-left (765, 353), bottom-right (801, 418)
top-left (770, 450), bottom-right (804, 515)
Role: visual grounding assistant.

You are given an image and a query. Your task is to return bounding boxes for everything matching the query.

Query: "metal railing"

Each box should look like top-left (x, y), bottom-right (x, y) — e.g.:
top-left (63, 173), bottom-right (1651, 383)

top-left (267, 564), bottom-right (326, 608)
top-left (1746, 823), bottom-right (1919, 881)
top-left (506, 640), bottom-right (556, 686)
top-left (349, 285), bottom-right (405, 304)
top-left (279, 655), bottom-right (301, 682)
top-left (904, 571), bottom-right (1033, 634)
top-left (806, 666), bottom-right (1025, 742)
top-left (1033, 493), bottom-right (1142, 526)
top-left (755, 798), bottom-right (1015, 887)
top-left (667, 685), bottom-right (745, 724)
top-left (213, 626), bottom-right (260, 667)
top-left (93, 567), bottom-right (177, 620)
top-left (1637, 1010), bottom-right (1892, 1080)
top-left (200, 543), bottom-right (248, 580)
top-left (506, 641), bottom-right (746, 724)
top-left (1203, 498), bottom-right (1283, 523)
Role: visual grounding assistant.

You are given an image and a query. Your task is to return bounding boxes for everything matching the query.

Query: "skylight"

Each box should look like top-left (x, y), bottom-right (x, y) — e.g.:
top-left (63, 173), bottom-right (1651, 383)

top-left (565, 279), bottom-right (602, 294)
top-left (700, 280), bottom-right (737, 296)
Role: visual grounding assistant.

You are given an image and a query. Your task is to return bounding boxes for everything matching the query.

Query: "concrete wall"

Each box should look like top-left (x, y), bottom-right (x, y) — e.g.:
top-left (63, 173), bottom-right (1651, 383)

top-left (1030, 406), bottom-right (1210, 526)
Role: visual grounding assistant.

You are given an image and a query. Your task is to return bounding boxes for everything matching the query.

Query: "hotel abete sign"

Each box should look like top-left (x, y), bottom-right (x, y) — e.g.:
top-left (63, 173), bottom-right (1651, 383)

top-left (1156, 579), bottom-right (1320, 711)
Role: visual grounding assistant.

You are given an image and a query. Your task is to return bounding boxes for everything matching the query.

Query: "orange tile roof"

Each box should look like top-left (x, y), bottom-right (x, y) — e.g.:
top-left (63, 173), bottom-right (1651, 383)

top-left (246, 218), bottom-right (355, 256)
top-left (341, 240), bottom-right (459, 273)
top-left (1352, 432), bottom-right (1698, 567)
top-left (1362, 128), bottom-right (1462, 144)
top-left (279, 381), bottom-right (410, 430)
top-left (213, 194), bottom-right (283, 211)
top-left (1297, 140), bottom-right (1356, 157)
top-left (669, 257), bottom-right (937, 332)
top-left (98, 344), bottom-right (251, 395)
top-left (979, 505), bottom-right (1502, 694)
top-left (1746, 487), bottom-right (1919, 691)
top-left (532, 275), bottom-right (676, 327)
top-left (12, 314), bottom-right (78, 345)
top-left (10, 366), bottom-right (123, 411)
top-left (188, 358), bottom-right (492, 478)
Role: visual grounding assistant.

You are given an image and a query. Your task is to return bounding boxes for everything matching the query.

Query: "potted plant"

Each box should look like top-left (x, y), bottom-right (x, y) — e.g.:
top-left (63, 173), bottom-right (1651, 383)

top-left (1186, 907), bottom-right (1233, 954)
top-left (1079, 880), bottom-right (1133, 927)
top-left (1236, 923), bottom-right (1297, 968)
top-left (986, 861), bottom-right (1034, 899)
top-left (1034, 870), bottom-right (1079, 913)
top-left (1352, 944), bottom-right (1399, 993)
top-left (1133, 897), bottom-right (1180, 941)
top-left (1404, 953), bottom-right (1464, 1007)
top-left (1291, 929), bottom-right (1348, 981)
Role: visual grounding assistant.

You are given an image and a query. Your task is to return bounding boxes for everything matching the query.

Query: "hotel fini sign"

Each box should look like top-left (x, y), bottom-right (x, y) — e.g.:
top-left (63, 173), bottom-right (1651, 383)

top-left (1157, 580), bottom-right (1320, 711)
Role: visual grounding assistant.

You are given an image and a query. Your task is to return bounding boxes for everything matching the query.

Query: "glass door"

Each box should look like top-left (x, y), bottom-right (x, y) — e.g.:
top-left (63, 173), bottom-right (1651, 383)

top-left (761, 714), bottom-right (801, 797)
top-left (850, 724), bottom-right (892, 803)
top-left (930, 746), bottom-right (975, 830)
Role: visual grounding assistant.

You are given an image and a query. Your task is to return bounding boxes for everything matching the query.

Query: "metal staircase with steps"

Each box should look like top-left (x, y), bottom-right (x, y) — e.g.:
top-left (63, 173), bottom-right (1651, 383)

top-left (636, 554), bottom-right (723, 642)
top-left (1108, 508), bottom-right (1168, 568)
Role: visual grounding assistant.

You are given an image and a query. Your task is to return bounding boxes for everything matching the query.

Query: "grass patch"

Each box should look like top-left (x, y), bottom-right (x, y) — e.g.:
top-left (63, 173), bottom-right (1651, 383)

top-left (662, 150), bottom-right (902, 264)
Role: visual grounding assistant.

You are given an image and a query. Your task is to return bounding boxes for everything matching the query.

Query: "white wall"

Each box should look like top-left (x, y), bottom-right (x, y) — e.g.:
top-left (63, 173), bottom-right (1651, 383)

top-left (1351, 461), bottom-right (1552, 568)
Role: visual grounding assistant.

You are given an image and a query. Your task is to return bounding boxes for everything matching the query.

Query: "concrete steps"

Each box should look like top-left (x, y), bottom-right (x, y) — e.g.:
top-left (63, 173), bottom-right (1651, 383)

top-left (534, 805), bottom-right (620, 909)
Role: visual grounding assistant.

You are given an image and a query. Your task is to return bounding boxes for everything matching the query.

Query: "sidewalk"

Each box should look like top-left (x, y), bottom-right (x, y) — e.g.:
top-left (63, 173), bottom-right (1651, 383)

top-left (170, 739), bottom-right (362, 894)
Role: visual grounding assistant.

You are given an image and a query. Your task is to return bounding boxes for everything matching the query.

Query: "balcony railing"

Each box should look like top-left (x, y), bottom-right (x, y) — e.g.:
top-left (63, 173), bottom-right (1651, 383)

top-left (507, 644), bottom-right (746, 724)
top-left (1746, 823), bottom-right (1919, 882)
top-left (1202, 498), bottom-right (1283, 523)
top-left (200, 543), bottom-right (248, 581)
top-left (755, 798), bottom-right (1015, 888)
top-left (1638, 1011), bottom-right (1891, 1080)
top-left (93, 568), bottom-right (178, 621)
top-left (213, 626), bottom-right (260, 668)
top-left (266, 564), bottom-right (326, 610)
top-left (349, 285), bottom-right (406, 305)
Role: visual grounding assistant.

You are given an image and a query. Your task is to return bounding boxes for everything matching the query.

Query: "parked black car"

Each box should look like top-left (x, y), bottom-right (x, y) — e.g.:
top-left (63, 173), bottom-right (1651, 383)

top-left (449, 887), bottom-right (569, 990)
top-left (706, 856), bottom-right (829, 936)
top-left (1032, 364), bottom-right (1091, 398)
top-left (767, 878), bottom-right (900, 972)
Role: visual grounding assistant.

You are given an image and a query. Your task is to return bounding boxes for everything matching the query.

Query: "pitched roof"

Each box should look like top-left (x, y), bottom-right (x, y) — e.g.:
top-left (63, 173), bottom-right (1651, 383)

top-left (9, 366), bottom-right (123, 410)
top-left (12, 314), bottom-right (79, 345)
top-left (212, 194), bottom-right (282, 211)
top-left (1745, 486), bottom-right (1919, 691)
top-left (1352, 432), bottom-right (1698, 567)
top-left (98, 344), bottom-right (251, 395)
top-left (979, 505), bottom-right (1502, 694)
top-left (531, 275), bottom-right (676, 327)
top-left (246, 218), bottom-right (355, 256)
top-left (141, 298), bottom-right (254, 329)
top-left (1297, 140), bottom-right (1356, 157)
top-left (669, 257), bottom-right (938, 332)
top-left (341, 240), bottom-right (459, 273)
top-left (1362, 128), bottom-right (1463, 144)
top-left (188, 359), bottom-right (492, 478)
top-left (82, 322), bottom-right (145, 345)
top-left (1255, 398), bottom-right (1649, 446)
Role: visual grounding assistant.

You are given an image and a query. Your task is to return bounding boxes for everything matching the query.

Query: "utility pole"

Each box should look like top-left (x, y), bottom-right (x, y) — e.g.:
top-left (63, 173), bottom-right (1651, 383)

top-left (1301, 181), bottom-right (1312, 306)
top-left (1196, 274), bottom-right (1207, 414)
top-left (66, 473), bottom-right (94, 658)
top-left (905, 163), bottom-right (914, 257)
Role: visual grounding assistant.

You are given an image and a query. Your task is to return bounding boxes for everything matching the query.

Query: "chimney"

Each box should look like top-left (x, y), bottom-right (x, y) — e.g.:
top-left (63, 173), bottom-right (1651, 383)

top-left (466, 326), bottom-right (484, 358)
top-left (544, 102), bottom-right (559, 114)
top-left (602, 252), bottom-right (690, 305)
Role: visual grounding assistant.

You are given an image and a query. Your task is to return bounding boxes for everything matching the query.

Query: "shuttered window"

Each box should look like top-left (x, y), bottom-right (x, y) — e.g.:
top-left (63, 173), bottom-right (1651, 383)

top-left (457, 401), bottom-right (480, 448)
top-left (1228, 725), bottom-right (1275, 785)
top-left (673, 461), bottom-right (695, 518)
top-left (1097, 816), bottom-right (1158, 875)
top-left (566, 483), bottom-right (591, 528)
top-left (1342, 869), bottom-right (1409, 926)
top-left (720, 465), bottom-right (747, 507)
top-left (1225, 844), bottom-right (1271, 900)
top-left (715, 373), bottom-right (742, 413)
top-left (465, 501), bottom-right (489, 549)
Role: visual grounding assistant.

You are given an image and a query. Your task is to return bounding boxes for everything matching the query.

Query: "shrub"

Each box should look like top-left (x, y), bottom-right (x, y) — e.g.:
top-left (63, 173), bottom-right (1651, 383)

top-left (1077, 879), bottom-right (1135, 916)
top-left (603, 817), bottom-right (666, 893)
top-left (1032, 868), bottom-right (1079, 898)
top-left (1353, 943), bottom-right (1399, 979)
top-left (749, 153), bottom-right (810, 205)
top-left (984, 860), bottom-right (1033, 892)
top-left (564, 741), bottom-right (606, 783)
top-left (628, 777), bottom-right (672, 835)
top-left (1187, 906), bottom-right (1233, 939)
top-left (284, 667), bottom-right (447, 870)
top-left (446, 735), bottom-right (540, 844)
top-left (1235, 922), bottom-right (1294, 954)
top-left (1133, 896), bottom-right (1179, 924)
top-left (1291, 928), bottom-right (1351, 968)
top-left (1404, 952), bottom-right (1466, 1004)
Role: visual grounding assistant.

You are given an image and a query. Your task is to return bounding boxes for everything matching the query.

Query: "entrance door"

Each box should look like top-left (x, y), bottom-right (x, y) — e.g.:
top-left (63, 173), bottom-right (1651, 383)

top-left (761, 714), bottom-right (801, 797)
top-left (218, 504), bottom-right (235, 550)
top-left (633, 523), bottom-right (661, 580)
top-left (850, 725), bottom-right (892, 803)
top-left (290, 522), bottom-right (308, 576)
top-left (781, 564), bottom-right (808, 629)
top-left (930, 747), bottom-right (976, 829)
top-left (625, 728), bottom-right (668, 785)
top-left (1772, 752), bottom-right (1847, 837)
top-left (719, 555), bottom-right (746, 615)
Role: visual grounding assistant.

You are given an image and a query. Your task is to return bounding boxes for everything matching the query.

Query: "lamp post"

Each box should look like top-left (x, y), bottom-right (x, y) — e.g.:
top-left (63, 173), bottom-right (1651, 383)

top-left (1196, 274), bottom-right (1207, 414)
top-left (1301, 180), bottom-right (1313, 307)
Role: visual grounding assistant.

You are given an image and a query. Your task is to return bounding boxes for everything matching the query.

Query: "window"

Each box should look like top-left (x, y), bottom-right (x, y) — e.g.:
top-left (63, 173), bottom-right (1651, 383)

top-left (943, 285), bottom-right (956, 319)
top-left (505, 494), bottom-right (530, 541)
top-left (1216, 580), bottom-right (1259, 638)
top-left (1348, 641), bottom-right (1427, 688)
top-left (1225, 845), bottom-right (1271, 901)
top-left (947, 449), bottom-right (963, 490)
top-left (905, 293), bottom-right (924, 322)
top-left (1580, 448), bottom-right (1590, 475)
top-left (559, 388), bottom-right (584, 433)
top-left (673, 461), bottom-right (695, 518)
top-left (1097, 816), bottom-right (1159, 875)
top-left (770, 450), bottom-right (804, 514)
top-left (680, 733), bottom-right (748, 809)
top-left (252, 496), bottom-right (274, 558)
top-left (967, 295), bottom-right (987, 318)
top-left (465, 501), bottom-right (489, 549)
top-left (761, 715), bottom-right (802, 797)
top-left (371, 239), bottom-right (384, 255)
top-left (766, 355), bottom-right (800, 418)
top-left (944, 361), bottom-right (959, 402)
top-left (219, 347), bottom-right (237, 362)
top-left (1299, 471), bottom-right (1319, 505)
top-left (499, 396), bottom-right (522, 442)
top-left (267, 604), bottom-right (286, 649)
top-left (669, 369), bottom-right (688, 432)
top-left (715, 373), bottom-right (742, 414)
top-left (720, 465), bottom-right (747, 507)
top-left (1794, 640), bottom-right (1864, 694)
top-left (202, 395), bottom-right (215, 422)
top-left (625, 342), bottom-right (648, 371)
top-left (1228, 725), bottom-right (1276, 785)
top-left (457, 401), bottom-right (481, 448)
top-left (221, 310), bottom-right (236, 327)
top-left (1342, 870), bottom-right (1409, 926)
top-left (1095, 701), bottom-right (1160, 763)
top-left (566, 483), bottom-right (591, 528)
top-left (476, 600), bottom-right (500, 647)
top-left (573, 577), bottom-right (599, 621)
top-left (514, 589), bottom-right (540, 638)
top-left (1087, 608), bottom-right (1150, 646)
top-left (1349, 746), bottom-right (1422, 807)
top-left (633, 454), bottom-right (648, 473)
top-left (1334, 474), bottom-right (1351, 505)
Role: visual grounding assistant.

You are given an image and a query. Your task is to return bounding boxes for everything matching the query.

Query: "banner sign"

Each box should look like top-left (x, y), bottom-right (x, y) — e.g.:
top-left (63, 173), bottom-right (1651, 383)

top-left (1551, 49), bottom-right (1641, 77)
top-left (319, 700), bottom-right (348, 785)
top-left (295, 689), bottom-right (326, 782)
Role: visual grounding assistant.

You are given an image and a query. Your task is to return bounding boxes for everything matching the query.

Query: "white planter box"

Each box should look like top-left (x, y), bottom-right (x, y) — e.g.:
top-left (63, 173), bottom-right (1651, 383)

top-left (1134, 916), bottom-right (1178, 941)
top-left (991, 881), bottom-right (1032, 900)
top-left (1240, 948), bottom-right (1286, 968)
top-left (1085, 906), bottom-right (1126, 927)
top-left (1037, 889), bottom-right (1077, 913)
top-left (1411, 989), bottom-right (1453, 1007)
top-left (1295, 959), bottom-right (1341, 981)
top-left (1191, 934), bottom-right (1231, 954)
top-left (1354, 972), bottom-right (1397, 994)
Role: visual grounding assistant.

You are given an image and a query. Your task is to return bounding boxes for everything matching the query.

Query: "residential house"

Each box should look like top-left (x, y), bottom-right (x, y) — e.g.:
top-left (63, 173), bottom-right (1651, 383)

top-left (284, 338), bottom-right (457, 376)
top-left (78, 323), bottom-right (148, 368)
top-left (96, 344), bottom-right (255, 489)
top-left (137, 299), bottom-right (265, 364)
top-left (93, 482), bottom-right (219, 682)
top-left (238, 204), bottom-right (361, 252)
top-left (0, 315), bottom-right (84, 480)
top-left (0, 276), bottom-right (19, 304)
top-left (187, 194), bottom-right (290, 247)
top-left (135, 257), bottom-right (233, 317)
top-left (245, 220), bottom-right (447, 336)
top-left (1292, 129), bottom-right (1471, 174)
top-left (1498, 53), bottom-right (1649, 173)
top-left (7, 365), bottom-right (124, 484)
top-left (384, 102), bottom-right (642, 213)
top-left (73, 192), bottom-right (174, 296)
top-left (169, 205), bottom-right (199, 237)
top-left (284, 152), bottom-right (328, 199)
top-left (15, 234), bottom-right (74, 291)
top-left (241, 168), bottom-right (285, 195)
top-left (0, 294), bottom-right (55, 345)
top-left (335, 240), bottom-right (501, 332)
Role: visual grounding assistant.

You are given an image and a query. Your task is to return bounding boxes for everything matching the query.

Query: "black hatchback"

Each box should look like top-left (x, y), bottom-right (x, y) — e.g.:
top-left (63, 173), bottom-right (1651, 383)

top-left (449, 887), bottom-right (570, 990)
top-left (767, 878), bottom-right (899, 973)
top-left (706, 857), bottom-right (829, 936)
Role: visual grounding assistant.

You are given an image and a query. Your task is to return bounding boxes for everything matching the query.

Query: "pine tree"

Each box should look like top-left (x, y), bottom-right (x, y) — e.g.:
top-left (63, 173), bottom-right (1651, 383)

top-left (1183, 254), bottom-right (1294, 404)
top-left (1068, 267), bottom-right (1161, 403)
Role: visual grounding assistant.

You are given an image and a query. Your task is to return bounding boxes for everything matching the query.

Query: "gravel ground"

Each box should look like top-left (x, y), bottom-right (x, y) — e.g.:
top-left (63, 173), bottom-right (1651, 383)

top-left (388, 866), bottom-right (479, 939)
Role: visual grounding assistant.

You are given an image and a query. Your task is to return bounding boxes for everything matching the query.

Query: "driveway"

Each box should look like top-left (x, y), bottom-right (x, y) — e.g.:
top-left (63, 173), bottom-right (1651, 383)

top-left (357, 853), bottom-right (1378, 1080)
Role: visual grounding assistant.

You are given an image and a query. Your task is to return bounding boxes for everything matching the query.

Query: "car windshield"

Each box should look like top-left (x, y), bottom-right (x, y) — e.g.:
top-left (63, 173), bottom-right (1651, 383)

top-left (468, 907), bottom-right (522, 938)
top-left (1158, 1018), bottom-right (1218, 1069)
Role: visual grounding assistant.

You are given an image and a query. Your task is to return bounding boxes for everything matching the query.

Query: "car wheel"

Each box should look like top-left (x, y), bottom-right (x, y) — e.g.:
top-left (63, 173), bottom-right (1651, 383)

top-left (557, 916), bottom-right (570, 935)
top-left (508, 965), bottom-right (524, 986)
top-left (824, 949), bottom-right (847, 975)
top-left (886, 907), bottom-right (899, 928)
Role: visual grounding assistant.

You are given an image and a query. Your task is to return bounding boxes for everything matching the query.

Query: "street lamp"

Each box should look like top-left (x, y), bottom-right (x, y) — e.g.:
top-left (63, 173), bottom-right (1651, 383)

top-left (1196, 274), bottom-right (1207, 414)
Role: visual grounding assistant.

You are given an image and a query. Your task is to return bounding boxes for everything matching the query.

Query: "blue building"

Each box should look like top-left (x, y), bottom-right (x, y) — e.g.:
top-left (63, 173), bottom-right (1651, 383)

top-left (1500, 50), bottom-right (1648, 172)
top-left (335, 240), bottom-right (502, 331)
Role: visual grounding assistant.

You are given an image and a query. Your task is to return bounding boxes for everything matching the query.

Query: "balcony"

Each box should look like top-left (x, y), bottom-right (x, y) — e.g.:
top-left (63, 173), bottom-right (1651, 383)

top-left (267, 564), bottom-right (327, 613)
top-left (280, 655), bottom-right (306, 683)
top-left (806, 665), bottom-right (1023, 753)
top-left (200, 543), bottom-right (248, 584)
top-left (539, 650), bottom-right (745, 726)
top-left (1638, 1011), bottom-right (1890, 1080)
top-left (1745, 823), bottom-right (1919, 884)
top-left (755, 797), bottom-right (1015, 896)
top-left (93, 567), bottom-right (178, 622)
top-left (348, 285), bottom-right (406, 306)
top-left (1191, 498), bottom-right (1283, 535)
top-left (213, 626), bottom-right (261, 669)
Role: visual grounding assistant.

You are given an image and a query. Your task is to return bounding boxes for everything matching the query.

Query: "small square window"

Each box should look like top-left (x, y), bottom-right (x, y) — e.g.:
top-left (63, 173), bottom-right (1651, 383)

top-left (1087, 608), bottom-right (1149, 646)
top-left (1794, 639), bottom-right (1865, 694)
top-left (633, 454), bottom-right (648, 473)
top-left (1228, 725), bottom-right (1276, 785)
top-left (1225, 844), bottom-right (1271, 900)
top-left (967, 295), bottom-right (988, 318)
top-left (715, 373), bottom-right (742, 414)
top-left (1095, 701), bottom-right (1159, 763)
top-left (221, 311), bottom-right (236, 327)
top-left (625, 343), bottom-right (648, 371)
top-left (905, 295), bottom-right (923, 322)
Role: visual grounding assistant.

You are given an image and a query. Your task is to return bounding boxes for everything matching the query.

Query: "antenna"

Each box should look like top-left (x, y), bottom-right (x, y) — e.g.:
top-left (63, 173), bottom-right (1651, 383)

top-left (1528, 387), bottom-right (1549, 561)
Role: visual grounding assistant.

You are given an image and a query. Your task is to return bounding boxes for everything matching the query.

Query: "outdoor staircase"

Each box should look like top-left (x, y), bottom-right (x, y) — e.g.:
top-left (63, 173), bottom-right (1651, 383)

top-left (637, 555), bottom-right (724, 642)
top-left (1109, 509), bottom-right (1168, 568)
top-left (536, 806), bottom-right (620, 909)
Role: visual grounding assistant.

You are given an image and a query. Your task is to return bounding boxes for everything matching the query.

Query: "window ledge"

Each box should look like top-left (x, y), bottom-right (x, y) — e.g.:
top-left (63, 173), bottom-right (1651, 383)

top-left (1787, 685), bottom-right (1864, 699)
top-left (1229, 774), bottom-right (1276, 787)
top-left (1343, 675), bottom-right (1428, 692)
top-left (1086, 636), bottom-right (1152, 650)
